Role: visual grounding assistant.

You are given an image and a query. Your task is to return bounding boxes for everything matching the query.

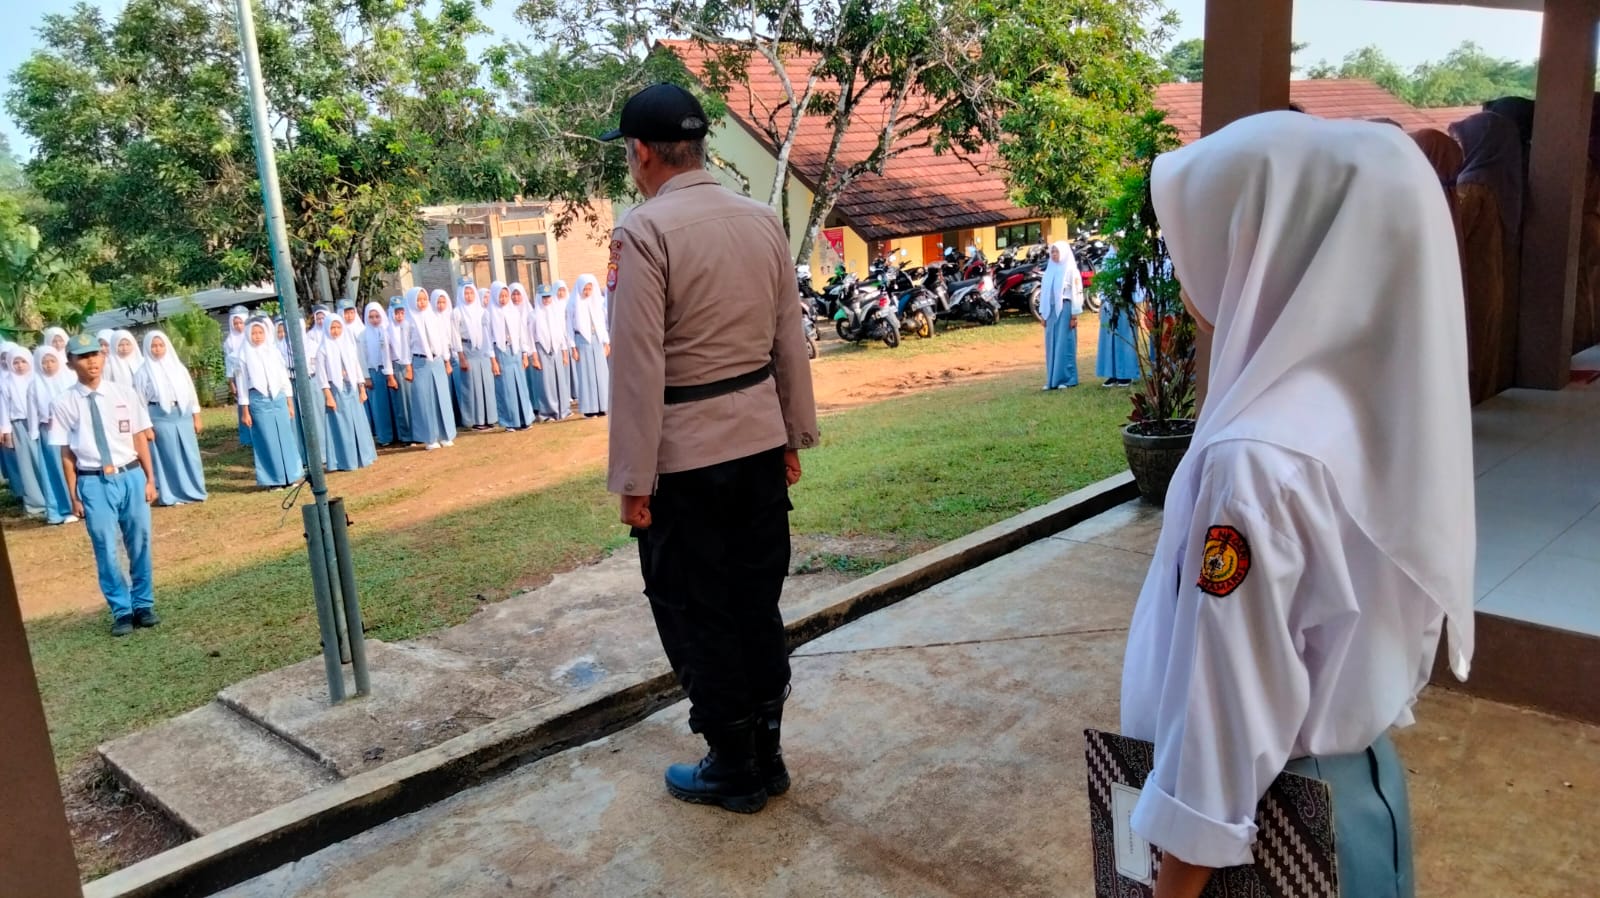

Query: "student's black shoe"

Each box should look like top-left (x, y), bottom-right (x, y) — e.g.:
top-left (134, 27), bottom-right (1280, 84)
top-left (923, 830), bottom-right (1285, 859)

top-left (111, 618), bottom-right (134, 637)
top-left (664, 719), bottom-right (768, 814)
top-left (133, 608), bottom-right (161, 629)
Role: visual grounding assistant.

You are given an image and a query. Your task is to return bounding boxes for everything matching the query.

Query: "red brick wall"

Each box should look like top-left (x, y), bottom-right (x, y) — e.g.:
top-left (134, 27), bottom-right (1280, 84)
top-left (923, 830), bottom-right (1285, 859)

top-left (552, 200), bottom-right (616, 286)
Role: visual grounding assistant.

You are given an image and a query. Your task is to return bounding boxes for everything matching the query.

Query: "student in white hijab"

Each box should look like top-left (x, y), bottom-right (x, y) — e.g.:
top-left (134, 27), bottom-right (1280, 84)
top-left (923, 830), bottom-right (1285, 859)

top-left (0, 345), bottom-right (50, 518)
top-left (41, 327), bottom-right (69, 355)
top-left (529, 283), bottom-right (574, 422)
top-left (31, 346), bottom-right (78, 523)
top-left (338, 299), bottom-right (365, 342)
top-left (360, 301), bottom-right (399, 446)
top-left (1038, 240), bottom-right (1083, 390)
top-left (402, 287), bottom-right (456, 449)
top-left (487, 280), bottom-right (535, 430)
top-left (223, 307), bottom-right (253, 448)
top-left (1119, 112), bottom-right (1473, 898)
top-left (236, 316), bottom-right (304, 489)
top-left (567, 273), bottom-right (611, 416)
top-left (96, 329), bottom-right (115, 357)
top-left (134, 330), bottom-right (207, 505)
top-left (106, 329), bottom-right (144, 385)
top-left (385, 297), bottom-right (416, 445)
top-left (452, 283), bottom-right (498, 429)
top-left (315, 316), bottom-right (377, 471)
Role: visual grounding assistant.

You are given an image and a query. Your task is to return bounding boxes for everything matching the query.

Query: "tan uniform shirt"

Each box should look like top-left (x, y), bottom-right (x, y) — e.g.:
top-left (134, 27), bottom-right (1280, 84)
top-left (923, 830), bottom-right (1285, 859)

top-left (607, 170), bottom-right (820, 495)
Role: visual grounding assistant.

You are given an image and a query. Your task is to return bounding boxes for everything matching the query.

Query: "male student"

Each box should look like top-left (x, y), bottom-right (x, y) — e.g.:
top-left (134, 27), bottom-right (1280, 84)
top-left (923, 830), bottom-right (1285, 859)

top-left (50, 333), bottom-right (159, 637)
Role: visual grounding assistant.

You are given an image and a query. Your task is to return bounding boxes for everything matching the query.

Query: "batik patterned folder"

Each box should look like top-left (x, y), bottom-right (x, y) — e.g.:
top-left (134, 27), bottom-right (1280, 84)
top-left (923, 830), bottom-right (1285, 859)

top-left (1085, 729), bottom-right (1339, 898)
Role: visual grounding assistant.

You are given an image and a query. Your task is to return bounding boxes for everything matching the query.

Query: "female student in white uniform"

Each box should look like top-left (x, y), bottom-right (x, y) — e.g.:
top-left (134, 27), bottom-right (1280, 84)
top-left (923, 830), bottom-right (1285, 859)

top-left (315, 316), bottom-right (377, 471)
top-left (529, 283), bottom-right (574, 422)
top-left (452, 283), bottom-right (498, 430)
top-left (236, 316), bottom-right (305, 490)
top-left (487, 281), bottom-right (536, 430)
top-left (1120, 112), bottom-right (1474, 898)
top-left (402, 287), bottom-right (456, 449)
top-left (134, 330), bottom-right (208, 505)
top-left (31, 346), bottom-right (79, 524)
top-left (567, 273), bottom-right (610, 417)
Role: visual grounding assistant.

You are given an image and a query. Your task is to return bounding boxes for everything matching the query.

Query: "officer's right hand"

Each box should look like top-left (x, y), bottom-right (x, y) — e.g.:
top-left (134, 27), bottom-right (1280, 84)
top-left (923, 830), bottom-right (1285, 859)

top-left (72, 498), bottom-right (85, 519)
top-left (620, 494), bottom-right (652, 529)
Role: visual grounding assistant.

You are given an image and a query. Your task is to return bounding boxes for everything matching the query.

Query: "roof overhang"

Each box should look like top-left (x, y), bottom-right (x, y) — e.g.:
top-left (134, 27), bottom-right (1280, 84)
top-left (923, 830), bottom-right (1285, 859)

top-left (1368, 0), bottom-right (1543, 11)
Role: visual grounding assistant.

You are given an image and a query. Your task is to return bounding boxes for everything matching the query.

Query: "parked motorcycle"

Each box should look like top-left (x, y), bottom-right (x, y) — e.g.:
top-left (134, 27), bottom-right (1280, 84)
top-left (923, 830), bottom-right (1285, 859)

top-left (937, 268), bottom-right (1001, 328)
top-left (990, 247), bottom-right (1046, 322)
top-left (832, 276), bottom-right (901, 348)
top-left (801, 298), bottom-right (819, 360)
top-left (797, 265), bottom-right (827, 319)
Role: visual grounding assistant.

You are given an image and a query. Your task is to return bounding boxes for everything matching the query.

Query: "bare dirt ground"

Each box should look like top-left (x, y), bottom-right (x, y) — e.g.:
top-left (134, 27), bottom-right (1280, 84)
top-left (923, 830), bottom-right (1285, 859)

top-left (9, 318), bottom-right (1100, 619)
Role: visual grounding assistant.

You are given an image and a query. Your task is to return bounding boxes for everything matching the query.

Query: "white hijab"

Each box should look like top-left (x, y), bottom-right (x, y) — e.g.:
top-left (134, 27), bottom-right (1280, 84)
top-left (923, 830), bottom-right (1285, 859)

top-left (485, 281), bottom-right (516, 350)
top-left (339, 302), bottom-right (365, 342)
top-left (456, 284), bottom-right (488, 346)
top-left (1039, 240), bottom-right (1082, 321)
top-left (2, 346), bottom-right (38, 436)
top-left (32, 346), bottom-right (76, 421)
top-left (223, 308), bottom-right (250, 358)
top-left (41, 327), bottom-right (69, 355)
top-left (569, 274), bottom-right (609, 343)
top-left (1146, 111), bottom-right (1474, 678)
top-left (361, 302), bottom-right (389, 370)
top-left (387, 299), bottom-right (412, 360)
top-left (532, 283), bottom-right (569, 354)
top-left (240, 317), bottom-right (293, 399)
top-left (135, 329), bottom-right (200, 412)
top-left (317, 317), bottom-right (364, 390)
top-left (107, 329), bottom-right (144, 385)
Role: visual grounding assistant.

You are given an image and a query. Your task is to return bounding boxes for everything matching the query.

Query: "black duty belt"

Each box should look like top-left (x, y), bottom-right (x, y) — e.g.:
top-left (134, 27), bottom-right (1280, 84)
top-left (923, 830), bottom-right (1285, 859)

top-left (663, 363), bottom-right (773, 405)
top-left (77, 460), bottom-right (140, 477)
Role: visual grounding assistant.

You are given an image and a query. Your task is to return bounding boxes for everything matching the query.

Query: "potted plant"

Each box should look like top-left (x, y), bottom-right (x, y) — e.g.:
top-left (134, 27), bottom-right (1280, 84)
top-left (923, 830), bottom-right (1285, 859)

top-left (1094, 112), bottom-right (1196, 507)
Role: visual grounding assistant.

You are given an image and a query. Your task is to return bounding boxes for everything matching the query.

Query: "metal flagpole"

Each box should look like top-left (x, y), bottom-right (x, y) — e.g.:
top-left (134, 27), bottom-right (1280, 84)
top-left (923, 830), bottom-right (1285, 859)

top-left (233, 0), bottom-right (368, 702)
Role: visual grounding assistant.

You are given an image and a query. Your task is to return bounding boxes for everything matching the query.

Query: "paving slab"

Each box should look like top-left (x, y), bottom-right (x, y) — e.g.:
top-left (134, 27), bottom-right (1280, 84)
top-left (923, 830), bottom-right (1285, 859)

top-left (214, 500), bottom-right (1600, 898)
top-left (99, 703), bottom-right (337, 837)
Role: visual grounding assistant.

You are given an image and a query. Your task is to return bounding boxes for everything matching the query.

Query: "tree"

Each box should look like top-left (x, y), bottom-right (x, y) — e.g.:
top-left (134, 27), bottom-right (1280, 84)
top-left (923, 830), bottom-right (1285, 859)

top-left (1306, 42), bottom-right (1534, 108)
top-left (1161, 38), bottom-right (1204, 83)
top-left (0, 191), bottom-right (107, 337)
top-left (514, 0), bottom-right (1174, 263)
top-left (8, 0), bottom-right (506, 311)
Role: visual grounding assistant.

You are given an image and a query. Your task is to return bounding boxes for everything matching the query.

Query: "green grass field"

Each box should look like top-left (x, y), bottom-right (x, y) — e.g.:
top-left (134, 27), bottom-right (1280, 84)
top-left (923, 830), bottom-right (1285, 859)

top-left (25, 366), bottom-right (1131, 769)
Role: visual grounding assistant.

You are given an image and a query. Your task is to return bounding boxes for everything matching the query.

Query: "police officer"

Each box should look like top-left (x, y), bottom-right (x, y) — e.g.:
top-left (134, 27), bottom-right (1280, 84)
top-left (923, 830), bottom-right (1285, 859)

top-left (49, 333), bottom-right (160, 637)
top-left (602, 83), bottom-right (819, 814)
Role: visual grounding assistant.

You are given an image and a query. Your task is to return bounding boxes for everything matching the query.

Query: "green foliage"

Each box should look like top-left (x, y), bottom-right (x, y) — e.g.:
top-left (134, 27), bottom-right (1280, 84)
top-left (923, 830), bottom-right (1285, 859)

top-left (7, 0), bottom-right (511, 311)
top-left (0, 189), bottom-right (105, 339)
top-left (1306, 41), bottom-right (1535, 108)
top-left (1161, 38), bottom-right (1205, 83)
top-left (1091, 110), bottom-right (1194, 428)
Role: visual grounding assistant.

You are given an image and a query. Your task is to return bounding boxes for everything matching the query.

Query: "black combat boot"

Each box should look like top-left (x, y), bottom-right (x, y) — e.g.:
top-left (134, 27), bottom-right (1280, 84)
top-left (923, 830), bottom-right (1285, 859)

top-left (664, 718), bottom-right (768, 814)
top-left (754, 690), bottom-right (790, 796)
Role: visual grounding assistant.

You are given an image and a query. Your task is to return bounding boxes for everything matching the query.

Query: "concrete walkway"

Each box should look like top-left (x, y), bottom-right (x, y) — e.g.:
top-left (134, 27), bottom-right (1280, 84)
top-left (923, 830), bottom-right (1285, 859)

top-left (215, 501), bottom-right (1600, 898)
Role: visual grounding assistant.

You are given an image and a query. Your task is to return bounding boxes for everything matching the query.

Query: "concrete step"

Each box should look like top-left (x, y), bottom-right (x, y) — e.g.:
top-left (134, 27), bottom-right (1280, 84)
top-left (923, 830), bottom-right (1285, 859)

top-left (99, 702), bottom-right (337, 836)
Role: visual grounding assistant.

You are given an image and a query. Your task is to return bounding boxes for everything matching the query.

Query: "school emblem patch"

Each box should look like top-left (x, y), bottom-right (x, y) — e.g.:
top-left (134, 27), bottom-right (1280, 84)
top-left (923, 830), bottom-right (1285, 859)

top-left (606, 239), bottom-right (623, 292)
top-left (1198, 525), bottom-right (1251, 597)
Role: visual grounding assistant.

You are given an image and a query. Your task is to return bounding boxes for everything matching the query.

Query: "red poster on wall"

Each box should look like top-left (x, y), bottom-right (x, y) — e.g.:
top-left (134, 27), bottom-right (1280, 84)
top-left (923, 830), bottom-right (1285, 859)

top-left (822, 228), bottom-right (845, 261)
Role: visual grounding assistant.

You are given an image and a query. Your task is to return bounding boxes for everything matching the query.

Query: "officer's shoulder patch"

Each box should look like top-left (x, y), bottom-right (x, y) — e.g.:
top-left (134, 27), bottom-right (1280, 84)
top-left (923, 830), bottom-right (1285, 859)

top-left (1198, 524), bottom-right (1251, 597)
top-left (606, 238), bottom-right (623, 292)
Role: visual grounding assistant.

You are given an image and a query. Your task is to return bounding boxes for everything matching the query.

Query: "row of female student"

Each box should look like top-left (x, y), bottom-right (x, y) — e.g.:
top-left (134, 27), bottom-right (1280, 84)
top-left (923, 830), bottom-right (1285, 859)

top-left (0, 327), bottom-right (208, 523)
top-left (221, 277), bottom-right (613, 489)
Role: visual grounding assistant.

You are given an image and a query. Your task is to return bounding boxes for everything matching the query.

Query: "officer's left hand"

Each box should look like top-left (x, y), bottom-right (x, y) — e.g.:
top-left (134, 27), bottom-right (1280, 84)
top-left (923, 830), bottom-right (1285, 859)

top-left (784, 449), bottom-right (802, 487)
top-left (144, 480), bottom-right (158, 504)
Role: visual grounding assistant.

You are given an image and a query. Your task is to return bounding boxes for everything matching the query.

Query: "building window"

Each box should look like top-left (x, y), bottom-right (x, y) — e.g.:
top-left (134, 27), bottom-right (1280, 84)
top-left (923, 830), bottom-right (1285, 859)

top-left (995, 221), bottom-right (1044, 251)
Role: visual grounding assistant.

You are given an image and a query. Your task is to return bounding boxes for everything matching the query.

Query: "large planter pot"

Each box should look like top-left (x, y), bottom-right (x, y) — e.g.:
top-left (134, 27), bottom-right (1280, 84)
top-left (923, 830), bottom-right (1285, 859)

top-left (1121, 420), bottom-right (1196, 507)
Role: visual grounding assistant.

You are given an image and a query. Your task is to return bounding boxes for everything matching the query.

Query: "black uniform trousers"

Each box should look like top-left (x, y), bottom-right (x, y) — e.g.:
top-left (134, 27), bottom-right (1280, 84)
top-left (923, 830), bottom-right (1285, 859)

top-left (636, 446), bottom-right (792, 734)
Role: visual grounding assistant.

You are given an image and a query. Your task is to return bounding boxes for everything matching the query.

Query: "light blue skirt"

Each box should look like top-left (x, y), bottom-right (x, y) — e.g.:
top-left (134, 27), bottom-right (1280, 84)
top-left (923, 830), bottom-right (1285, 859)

top-left (455, 345), bottom-right (498, 427)
top-left (237, 405), bottom-right (253, 448)
top-left (366, 367), bottom-right (396, 446)
top-left (0, 438), bottom-right (17, 493)
top-left (388, 368), bottom-right (414, 445)
top-left (148, 403), bottom-right (208, 505)
top-left (1284, 733), bottom-right (1414, 898)
top-left (324, 383), bottom-right (377, 471)
top-left (408, 356), bottom-right (456, 445)
top-left (6, 420), bottom-right (48, 517)
top-left (36, 424), bottom-right (72, 523)
top-left (572, 333), bottom-right (610, 415)
top-left (1043, 315), bottom-right (1079, 389)
top-left (1096, 305), bottom-right (1141, 381)
top-left (246, 391), bottom-right (305, 488)
top-left (495, 347), bottom-right (536, 429)
top-left (530, 347), bottom-right (573, 421)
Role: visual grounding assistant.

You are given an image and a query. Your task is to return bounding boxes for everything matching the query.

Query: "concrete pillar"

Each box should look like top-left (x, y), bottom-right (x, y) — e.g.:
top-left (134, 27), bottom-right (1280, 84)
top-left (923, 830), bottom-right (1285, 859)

top-left (1199, 0), bottom-right (1293, 137)
top-left (0, 537), bottom-right (83, 898)
top-left (543, 228), bottom-right (563, 289)
top-left (488, 212), bottom-right (508, 284)
top-left (1516, 0), bottom-right (1599, 389)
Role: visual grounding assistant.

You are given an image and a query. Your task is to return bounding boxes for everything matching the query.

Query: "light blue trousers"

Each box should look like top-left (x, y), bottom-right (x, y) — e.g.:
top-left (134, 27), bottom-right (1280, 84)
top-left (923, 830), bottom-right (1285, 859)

top-left (1285, 732), bottom-right (1414, 898)
top-left (77, 467), bottom-right (154, 621)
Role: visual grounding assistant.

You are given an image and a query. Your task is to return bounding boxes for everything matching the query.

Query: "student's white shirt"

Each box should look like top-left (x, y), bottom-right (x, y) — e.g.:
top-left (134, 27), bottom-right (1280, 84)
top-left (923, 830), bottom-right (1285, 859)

top-left (47, 381), bottom-right (152, 470)
top-left (408, 313), bottom-right (451, 360)
top-left (1120, 440), bottom-right (1443, 869)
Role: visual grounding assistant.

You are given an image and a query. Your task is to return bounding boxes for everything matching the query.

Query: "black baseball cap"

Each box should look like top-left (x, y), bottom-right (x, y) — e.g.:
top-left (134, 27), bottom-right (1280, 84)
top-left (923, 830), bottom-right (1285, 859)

top-left (600, 83), bottom-right (710, 143)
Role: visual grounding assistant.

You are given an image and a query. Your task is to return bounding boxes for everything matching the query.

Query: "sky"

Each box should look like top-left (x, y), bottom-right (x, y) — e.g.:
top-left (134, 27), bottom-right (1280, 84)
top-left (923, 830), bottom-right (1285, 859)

top-left (0, 0), bottom-right (1549, 157)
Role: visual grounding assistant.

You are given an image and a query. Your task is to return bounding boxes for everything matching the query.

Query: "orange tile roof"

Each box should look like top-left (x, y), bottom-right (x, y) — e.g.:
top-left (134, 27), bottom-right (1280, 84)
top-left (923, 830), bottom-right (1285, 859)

top-left (1411, 105), bottom-right (1483, 133)
top-left (662, 40), bottom-right (1032, 241)
top-left (1154, 79), bottom-right (1446, 144)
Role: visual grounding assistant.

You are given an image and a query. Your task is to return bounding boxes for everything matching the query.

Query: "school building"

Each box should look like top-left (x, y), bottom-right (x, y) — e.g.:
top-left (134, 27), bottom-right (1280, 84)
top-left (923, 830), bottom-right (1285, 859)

top-left (376, 200), bottom-right (617, 298)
